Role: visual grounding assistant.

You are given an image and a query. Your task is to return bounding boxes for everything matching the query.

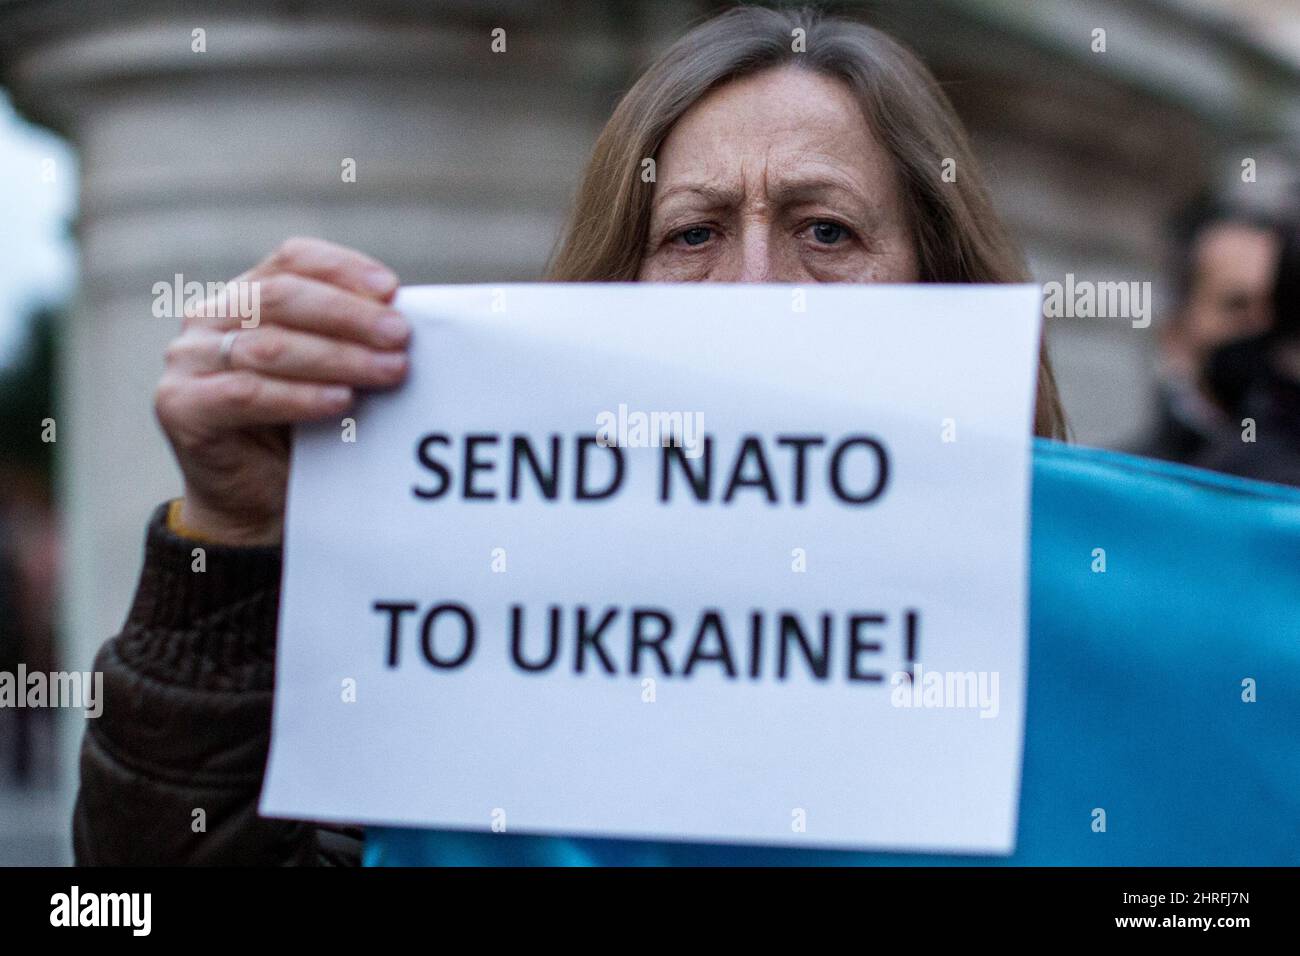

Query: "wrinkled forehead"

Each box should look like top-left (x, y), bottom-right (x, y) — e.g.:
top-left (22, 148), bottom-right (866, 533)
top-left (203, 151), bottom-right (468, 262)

top-left (651, 66), bottom-right (897, 214)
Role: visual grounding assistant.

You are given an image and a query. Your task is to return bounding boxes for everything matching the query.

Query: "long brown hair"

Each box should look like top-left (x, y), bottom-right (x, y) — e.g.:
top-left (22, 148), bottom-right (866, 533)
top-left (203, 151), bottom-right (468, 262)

top-left (548, 4), bottom-right (1067, 439)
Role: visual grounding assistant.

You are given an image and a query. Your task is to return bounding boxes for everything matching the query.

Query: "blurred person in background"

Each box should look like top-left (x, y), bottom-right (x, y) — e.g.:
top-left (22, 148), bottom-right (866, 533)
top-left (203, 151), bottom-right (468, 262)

top-left (0, 476), bottom-right (59, 786)
top-left (0, 516), bottom-right (27, 783)
top-left (0, 311), bottom-right (59, 788)
top-left (1196, 217), bottom-right (1300, 487)
top-left (1138, 196), bottom-right (1282, 464)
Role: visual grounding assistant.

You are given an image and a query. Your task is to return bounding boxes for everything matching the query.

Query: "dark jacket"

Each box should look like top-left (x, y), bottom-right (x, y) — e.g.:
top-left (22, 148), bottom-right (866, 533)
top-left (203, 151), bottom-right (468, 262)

top-left (1195, 335), bottom-right (1300, 488)
top-left (73, 504), bottom-right (362, 865)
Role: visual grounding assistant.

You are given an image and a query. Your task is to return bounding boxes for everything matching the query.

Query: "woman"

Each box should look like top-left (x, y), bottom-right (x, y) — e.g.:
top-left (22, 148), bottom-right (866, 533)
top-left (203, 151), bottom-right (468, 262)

top-left (74, 5), bottom-right (1065, 864)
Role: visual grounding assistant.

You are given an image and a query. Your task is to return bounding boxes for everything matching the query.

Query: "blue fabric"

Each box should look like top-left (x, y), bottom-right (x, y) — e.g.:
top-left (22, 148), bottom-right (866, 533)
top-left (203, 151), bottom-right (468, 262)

top-left (365, 439), bottom-right (1300, 865)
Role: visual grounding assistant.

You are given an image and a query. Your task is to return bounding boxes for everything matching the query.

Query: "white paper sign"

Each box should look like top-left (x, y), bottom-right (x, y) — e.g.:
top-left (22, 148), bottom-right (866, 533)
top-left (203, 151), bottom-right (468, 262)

top-left (262, 283), bottom-right (1040, 854)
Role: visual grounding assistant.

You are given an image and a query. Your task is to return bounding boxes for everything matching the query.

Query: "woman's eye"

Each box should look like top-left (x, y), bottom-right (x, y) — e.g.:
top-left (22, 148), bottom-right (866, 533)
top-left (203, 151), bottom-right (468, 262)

top-left (676, 226), bottom-right (713, 247)
top-left (809, 221), bottom-right (849, 245)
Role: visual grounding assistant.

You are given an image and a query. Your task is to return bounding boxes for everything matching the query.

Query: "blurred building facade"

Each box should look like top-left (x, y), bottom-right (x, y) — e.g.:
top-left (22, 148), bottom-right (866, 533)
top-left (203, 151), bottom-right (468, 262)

top-left (0, 0), bottom-right (1297, 863)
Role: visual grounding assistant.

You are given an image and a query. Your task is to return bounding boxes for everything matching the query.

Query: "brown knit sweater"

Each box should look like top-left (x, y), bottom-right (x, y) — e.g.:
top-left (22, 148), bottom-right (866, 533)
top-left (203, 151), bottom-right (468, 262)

top-left (73, 504), bottom-right (361, 865)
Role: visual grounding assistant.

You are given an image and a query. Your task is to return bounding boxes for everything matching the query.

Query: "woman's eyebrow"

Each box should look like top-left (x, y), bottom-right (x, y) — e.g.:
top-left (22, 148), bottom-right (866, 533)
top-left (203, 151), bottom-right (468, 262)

top-left (767, 177), bottom-right (879, 221)
top-left (653, 176), bottom-right (882, 225)
top-left (650, 174), bottom-right (883, 231)
top-left (651, 182), bottom-right (744, 214)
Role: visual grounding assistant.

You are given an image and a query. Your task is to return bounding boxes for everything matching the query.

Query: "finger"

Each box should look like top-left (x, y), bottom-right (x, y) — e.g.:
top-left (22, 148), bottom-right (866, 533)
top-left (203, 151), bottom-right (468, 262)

top-left (171, 326), bottom-right (408, 387)
top-left (159, 370), bottom-right (356, 431)
top-left (189, 273), bottom-right (410, 348)
top-left (246, 236), bottom-right (399, 302)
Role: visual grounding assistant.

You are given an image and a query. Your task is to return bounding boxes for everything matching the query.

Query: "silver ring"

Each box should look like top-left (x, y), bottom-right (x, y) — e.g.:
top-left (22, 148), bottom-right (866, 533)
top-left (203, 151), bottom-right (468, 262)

top-left (218, 329), bottom-right (240, 371)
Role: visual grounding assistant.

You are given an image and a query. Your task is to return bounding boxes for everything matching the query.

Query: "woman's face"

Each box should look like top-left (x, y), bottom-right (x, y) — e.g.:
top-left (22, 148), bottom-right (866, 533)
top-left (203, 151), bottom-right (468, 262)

top-left (638, 66), bottom-right (920, 284)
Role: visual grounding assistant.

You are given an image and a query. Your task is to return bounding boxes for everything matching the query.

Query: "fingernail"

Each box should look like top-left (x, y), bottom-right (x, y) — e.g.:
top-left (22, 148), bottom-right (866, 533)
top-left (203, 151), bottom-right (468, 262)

top-left (373, 351), bottom-right (407, 374)
top-left (376, 312), bottom-right (410, 345)
top-left (322, 385), bottom-right (352, 405)
top-left (364, 269), bottom-right (398, 294)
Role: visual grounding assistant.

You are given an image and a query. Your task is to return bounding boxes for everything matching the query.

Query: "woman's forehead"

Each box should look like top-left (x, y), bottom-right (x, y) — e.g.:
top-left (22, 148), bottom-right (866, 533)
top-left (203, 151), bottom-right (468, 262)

top-left (664, 66), bottom-right (868, 152)
top-left (652, 67), bottom-right (894, 211)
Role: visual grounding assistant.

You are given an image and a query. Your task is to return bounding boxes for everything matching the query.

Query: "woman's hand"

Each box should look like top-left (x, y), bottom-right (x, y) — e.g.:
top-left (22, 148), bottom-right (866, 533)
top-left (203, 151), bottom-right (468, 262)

top-left (155, 237), bottom-right (410, 546)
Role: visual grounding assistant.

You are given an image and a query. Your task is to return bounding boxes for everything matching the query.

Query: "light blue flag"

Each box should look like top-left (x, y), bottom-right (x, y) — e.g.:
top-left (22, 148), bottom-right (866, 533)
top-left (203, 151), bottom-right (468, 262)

top-left (365, 439), bottom-right (1300, 865)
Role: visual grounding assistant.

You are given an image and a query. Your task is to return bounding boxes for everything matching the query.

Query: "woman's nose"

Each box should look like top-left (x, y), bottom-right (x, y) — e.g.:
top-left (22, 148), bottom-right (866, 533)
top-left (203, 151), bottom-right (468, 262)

top-left (729, 226), bottom-right (775, 282)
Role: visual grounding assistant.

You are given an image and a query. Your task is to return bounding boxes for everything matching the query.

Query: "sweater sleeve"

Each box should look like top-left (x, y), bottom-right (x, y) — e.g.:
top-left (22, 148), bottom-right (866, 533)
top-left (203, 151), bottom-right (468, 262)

top-left (72, 503), bottom-right (362, 865)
